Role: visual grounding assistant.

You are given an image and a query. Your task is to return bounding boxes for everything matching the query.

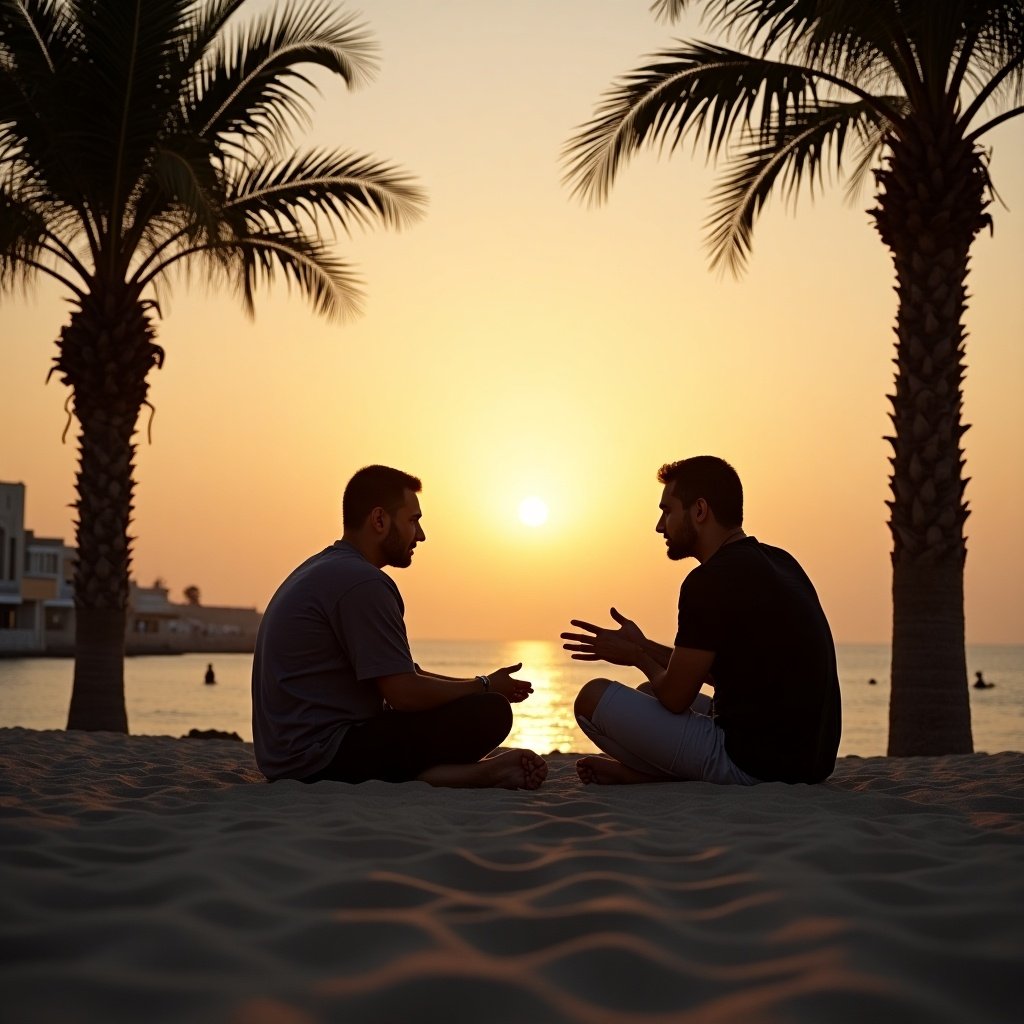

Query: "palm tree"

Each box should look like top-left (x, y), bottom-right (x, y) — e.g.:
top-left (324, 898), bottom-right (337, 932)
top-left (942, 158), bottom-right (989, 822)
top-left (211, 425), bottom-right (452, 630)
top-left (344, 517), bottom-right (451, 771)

top-left (0, 1), bottom-right (426, 732)
top-left (564, 0), bottom-right (1022, 756)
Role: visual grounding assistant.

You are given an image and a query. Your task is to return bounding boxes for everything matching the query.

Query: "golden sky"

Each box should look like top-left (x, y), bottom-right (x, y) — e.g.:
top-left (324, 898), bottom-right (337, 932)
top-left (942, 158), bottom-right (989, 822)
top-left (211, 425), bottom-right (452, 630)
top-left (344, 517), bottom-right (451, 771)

top-left (2, 1), bottom-right (1022, 644)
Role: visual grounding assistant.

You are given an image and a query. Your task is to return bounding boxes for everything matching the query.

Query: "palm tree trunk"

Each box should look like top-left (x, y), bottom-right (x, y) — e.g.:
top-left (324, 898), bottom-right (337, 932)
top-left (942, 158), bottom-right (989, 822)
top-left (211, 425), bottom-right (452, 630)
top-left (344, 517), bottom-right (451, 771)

top-left (68, 607), bottom-right (129, 731)
top-left (53, 284), bottom-right (163, 732)
top-left (872, 119), bottom-right (990, 756)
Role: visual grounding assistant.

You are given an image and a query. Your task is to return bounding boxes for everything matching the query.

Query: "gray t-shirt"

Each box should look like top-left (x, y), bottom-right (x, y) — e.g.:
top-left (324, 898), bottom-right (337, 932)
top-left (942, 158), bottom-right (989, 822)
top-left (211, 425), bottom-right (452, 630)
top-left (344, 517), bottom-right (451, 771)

top-left (251, 540), bottom-right (415, 780)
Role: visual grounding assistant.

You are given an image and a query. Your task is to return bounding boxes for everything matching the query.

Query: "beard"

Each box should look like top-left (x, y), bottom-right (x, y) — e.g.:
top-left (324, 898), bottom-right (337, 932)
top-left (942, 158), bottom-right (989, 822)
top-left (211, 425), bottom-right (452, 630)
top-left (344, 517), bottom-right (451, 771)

top-left (382, 522), bottom-right (414, 568)
top-left (665, 514), bottom-right (698, 561)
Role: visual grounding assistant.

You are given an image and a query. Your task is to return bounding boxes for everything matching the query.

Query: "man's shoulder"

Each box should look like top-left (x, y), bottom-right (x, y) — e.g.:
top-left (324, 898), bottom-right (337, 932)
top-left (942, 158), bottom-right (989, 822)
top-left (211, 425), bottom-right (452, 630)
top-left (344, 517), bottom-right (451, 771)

top-left (750, 539), bottom-right (796, 559)
top-left (710, 539), bottom-right (816, 595)
top-left (317, 541), bottom-right (379, 572)
top-left (687, 537), bottom-right (761, 576)
top-left (712, 537), bottom-right (798, 567)
top-left (680, 538), bottom-right (787, 593)
top-left (320, 544), bottom-right (401, 591)
top-left (745, 540), bottom-right (808, 576)
top-left (282, 543), bottom-right (397, 600)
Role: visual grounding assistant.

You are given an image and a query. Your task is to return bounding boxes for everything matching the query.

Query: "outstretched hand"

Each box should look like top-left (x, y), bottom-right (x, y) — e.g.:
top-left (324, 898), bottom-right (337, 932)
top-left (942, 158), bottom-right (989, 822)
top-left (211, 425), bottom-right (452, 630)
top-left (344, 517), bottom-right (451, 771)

top-left (561, 608), bottom-right (646, 666)
top-left (487, 663), bottom-right (534, 703)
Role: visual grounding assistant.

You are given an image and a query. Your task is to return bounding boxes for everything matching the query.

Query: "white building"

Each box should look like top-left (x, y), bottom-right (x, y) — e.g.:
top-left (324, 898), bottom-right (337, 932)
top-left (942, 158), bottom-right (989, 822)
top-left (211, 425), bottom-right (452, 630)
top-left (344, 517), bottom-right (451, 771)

top-left (0, 482), bottom-right (27, 640)
top-left (0, 481), bottom-right (260, 655)
top-left (0, 482), bottom-right (76, 654)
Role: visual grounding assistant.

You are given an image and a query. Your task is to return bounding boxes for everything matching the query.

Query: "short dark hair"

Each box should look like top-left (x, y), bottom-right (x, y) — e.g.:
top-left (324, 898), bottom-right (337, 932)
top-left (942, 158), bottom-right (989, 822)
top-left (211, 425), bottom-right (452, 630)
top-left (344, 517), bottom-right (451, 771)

top-left (657, 456), bottom-right (743, 528)
top-left (342, 465), bottom-right (422, 530)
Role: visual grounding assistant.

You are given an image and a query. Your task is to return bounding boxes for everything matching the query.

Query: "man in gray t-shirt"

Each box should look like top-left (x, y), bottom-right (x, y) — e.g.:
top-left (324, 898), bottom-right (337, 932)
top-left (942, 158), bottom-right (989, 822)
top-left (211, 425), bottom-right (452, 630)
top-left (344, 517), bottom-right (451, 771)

top-left (251, 465), bottom-right (548, 790)
top-left (252, 540), bottom-right (418, 780)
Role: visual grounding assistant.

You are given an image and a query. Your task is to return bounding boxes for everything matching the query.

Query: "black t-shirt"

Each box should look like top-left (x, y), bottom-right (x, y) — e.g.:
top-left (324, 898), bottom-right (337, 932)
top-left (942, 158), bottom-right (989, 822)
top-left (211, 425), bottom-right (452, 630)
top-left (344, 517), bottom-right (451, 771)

top-left (675, 537), bottom-right (841, 783)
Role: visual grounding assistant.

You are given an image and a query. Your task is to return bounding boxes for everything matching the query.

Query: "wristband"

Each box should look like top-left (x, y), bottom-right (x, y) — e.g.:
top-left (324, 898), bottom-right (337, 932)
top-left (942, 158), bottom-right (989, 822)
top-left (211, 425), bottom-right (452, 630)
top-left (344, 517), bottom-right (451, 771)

top-left (476, 674), bottom-right (490, 691)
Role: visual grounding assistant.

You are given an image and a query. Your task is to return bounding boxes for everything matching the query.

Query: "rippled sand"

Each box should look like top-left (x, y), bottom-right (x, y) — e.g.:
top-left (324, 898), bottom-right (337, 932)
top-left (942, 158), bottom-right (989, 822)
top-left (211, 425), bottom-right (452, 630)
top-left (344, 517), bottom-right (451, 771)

top-left (1, 727), bottom-right (1020, 1023)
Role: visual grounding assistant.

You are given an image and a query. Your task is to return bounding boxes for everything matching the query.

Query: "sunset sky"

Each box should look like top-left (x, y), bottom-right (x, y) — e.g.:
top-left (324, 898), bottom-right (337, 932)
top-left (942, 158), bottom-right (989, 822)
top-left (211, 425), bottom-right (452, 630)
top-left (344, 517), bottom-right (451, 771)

top-left (2, 0), bottom-right (1022, 646)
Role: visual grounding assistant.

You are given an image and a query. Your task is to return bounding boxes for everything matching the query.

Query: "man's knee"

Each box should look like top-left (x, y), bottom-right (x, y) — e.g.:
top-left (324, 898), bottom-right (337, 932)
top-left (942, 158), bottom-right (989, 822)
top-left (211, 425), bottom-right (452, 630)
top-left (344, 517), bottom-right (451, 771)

top-left (428, 692), bottom-right (512, 763)
top-left (575, 678), bottom-right (615, 722)
top-left (474, 691), bottom-right (513, 742)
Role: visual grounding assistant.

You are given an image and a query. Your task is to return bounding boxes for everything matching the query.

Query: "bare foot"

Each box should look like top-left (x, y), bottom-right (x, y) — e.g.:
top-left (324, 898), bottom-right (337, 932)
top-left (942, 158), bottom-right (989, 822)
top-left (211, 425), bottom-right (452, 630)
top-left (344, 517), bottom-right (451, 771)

top-left (498, 749), bottom-right (548, 790)
top-left (418, 749), bottom-right (548, 790)
top-left (576, 755), bottom-right (666, 785)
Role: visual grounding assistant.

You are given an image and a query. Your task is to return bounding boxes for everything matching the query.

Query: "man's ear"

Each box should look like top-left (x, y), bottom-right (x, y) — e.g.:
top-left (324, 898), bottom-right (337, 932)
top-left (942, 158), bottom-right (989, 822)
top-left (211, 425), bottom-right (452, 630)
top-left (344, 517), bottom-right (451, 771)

top-left (693, 498), bottom-right (710, 523)
top-left (369, 506), bottom-right (389, 534)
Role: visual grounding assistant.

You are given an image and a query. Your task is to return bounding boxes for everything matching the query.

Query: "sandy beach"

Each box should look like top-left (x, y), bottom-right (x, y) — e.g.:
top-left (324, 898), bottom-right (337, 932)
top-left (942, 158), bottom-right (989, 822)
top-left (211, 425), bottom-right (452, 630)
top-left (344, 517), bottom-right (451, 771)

top-left (1, 727), bottom-right (1020, 1023)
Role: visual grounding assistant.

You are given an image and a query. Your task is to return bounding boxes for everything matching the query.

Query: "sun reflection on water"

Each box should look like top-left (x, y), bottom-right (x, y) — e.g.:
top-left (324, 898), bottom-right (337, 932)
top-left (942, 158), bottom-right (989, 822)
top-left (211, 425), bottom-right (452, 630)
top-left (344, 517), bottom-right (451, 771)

top-left (490, 639), bottom-right (600, 755)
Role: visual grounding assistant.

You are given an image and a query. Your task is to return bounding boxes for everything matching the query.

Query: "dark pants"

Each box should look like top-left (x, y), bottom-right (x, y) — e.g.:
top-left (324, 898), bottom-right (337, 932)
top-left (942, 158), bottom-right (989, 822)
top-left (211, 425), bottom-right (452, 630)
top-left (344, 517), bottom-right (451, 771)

top-left (304, 692), bottom-right (513, 784)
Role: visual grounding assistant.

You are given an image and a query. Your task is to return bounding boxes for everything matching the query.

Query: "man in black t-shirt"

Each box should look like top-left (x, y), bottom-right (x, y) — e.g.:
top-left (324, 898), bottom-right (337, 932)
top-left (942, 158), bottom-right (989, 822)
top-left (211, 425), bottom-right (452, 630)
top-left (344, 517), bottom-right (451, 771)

top-left (561, 456), bottom-right (841, 785)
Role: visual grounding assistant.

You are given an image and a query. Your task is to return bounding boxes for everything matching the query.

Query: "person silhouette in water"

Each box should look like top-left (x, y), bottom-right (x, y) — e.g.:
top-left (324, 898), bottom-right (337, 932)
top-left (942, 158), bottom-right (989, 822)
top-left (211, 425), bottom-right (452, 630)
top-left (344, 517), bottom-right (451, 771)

top-left (204, 664), bottom-right (216, 685)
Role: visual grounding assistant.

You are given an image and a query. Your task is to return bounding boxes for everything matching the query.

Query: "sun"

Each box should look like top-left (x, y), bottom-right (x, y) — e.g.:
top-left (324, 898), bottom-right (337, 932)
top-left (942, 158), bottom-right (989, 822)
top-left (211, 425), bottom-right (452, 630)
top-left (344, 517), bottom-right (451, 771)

top-left (518, 496), bottom-right (549, 528)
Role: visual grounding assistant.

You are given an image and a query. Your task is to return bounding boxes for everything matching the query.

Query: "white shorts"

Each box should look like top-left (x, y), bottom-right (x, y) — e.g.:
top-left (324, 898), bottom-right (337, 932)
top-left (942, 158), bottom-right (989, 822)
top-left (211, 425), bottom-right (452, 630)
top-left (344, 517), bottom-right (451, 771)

top-left (576, 681), bottom-right (761, 785)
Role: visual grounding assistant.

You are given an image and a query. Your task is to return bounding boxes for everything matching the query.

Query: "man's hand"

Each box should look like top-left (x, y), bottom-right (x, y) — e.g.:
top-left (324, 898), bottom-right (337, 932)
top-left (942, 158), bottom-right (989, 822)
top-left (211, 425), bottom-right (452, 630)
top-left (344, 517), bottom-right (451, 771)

top-left (561, 608), bottom-right (647, 666)
top-left (486, 662), bottom-right (534, 703)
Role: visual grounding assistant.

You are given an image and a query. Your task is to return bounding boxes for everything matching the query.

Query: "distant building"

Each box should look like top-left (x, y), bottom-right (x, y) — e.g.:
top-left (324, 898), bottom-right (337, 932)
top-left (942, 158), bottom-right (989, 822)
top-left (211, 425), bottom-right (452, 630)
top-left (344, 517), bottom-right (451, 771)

top-left (0, 482), bottom-right (76, 654)
top-left (0, 482), bottom-right (28, 643)
top-left (126, 580), bottom-right (261, 655)
top-left (0, 481), bottom-right (260, 656)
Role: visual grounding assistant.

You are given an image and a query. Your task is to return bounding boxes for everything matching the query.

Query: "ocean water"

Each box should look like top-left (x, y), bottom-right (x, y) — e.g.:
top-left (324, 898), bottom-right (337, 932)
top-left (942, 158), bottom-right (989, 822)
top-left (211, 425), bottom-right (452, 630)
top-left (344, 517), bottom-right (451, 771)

top-left (0, 641), bottom-right (1021, 758)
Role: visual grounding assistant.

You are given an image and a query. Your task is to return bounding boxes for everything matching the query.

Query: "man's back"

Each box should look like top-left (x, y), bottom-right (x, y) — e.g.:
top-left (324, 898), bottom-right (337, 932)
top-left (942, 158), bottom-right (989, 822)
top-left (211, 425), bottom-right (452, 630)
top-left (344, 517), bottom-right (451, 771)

top-left (251, 541), bottom-right (414, 781)
top-left (677, 538), bottom-right (842, 783)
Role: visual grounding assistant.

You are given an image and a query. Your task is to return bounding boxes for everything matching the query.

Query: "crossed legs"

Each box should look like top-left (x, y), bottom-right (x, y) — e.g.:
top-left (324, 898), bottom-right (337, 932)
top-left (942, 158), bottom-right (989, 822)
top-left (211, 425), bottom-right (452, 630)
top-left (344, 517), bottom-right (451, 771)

top-left (574, 678), bottom-right (757, 786)
top-left (574, 679), bottom-right (673, 784)
top-left (307, 692), bottom-right (547, 790)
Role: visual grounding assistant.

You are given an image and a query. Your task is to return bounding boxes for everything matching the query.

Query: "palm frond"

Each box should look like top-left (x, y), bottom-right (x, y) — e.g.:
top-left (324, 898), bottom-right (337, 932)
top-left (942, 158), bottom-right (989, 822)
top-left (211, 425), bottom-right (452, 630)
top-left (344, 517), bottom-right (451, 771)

top-left (962, 30), bottom-right (1024, 128)
top-left (0, 182), bottom-right (85, 293)
top-left (0, 138), bottom-right (84, 258)
top-left (0, 183), bottom-right (46, 276)
top-left (563, 43), bottom-right (820, 205)
top-left (841, 98), bottom-right (904, 205)
top-left (654, 1), bottom-right (917, 96)
top-left (145, 140), bottom-right (226, 242)
top-left (233, 230), bottom-right (364, 321)
top-left (189, 1), bottom-right (377, 152)
top-left (0, 0), bottom-right (83, 207)
top-left (63, 1), bottom-right (191, 222)
top-left (960, 49), bottom-right (1024, 106)
top-left (949, 0), bottom-right (1024, 93)
top-left (705, 97), bottom-right (881, 274)
top-left (5, 0), bottom-right (424, 325)
top-left (225, 148), bottom-right (427, 236)
top-left (168, 0), bottom-right (247, 118)
top-left (649, 0), bottom-right (690, 23)
top-left (182, 0), bottom-right (250, 50)
top-left (980, 0), bottom-right (1024, 66)
top-left (785, 1), bottom-right (910, 86)
top-left (0, 0), bottom-right (65, 76)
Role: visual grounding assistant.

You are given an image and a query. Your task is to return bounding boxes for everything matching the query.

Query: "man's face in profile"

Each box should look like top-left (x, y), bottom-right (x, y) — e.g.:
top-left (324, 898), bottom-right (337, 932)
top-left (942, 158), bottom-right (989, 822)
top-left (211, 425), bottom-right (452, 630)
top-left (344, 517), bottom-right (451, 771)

top-left (382, 490), bottom-right (426, 569)
top-left (656, 483), bottom-right (698, 561)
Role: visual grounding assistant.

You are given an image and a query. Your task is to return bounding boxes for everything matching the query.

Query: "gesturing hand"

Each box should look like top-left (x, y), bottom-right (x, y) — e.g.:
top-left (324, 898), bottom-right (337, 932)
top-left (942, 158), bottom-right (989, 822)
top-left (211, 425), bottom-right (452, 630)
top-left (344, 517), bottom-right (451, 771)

top-left (561, 607), bottom-right (646, 666)
top-left (487, 663), bottom-right (534, 703)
